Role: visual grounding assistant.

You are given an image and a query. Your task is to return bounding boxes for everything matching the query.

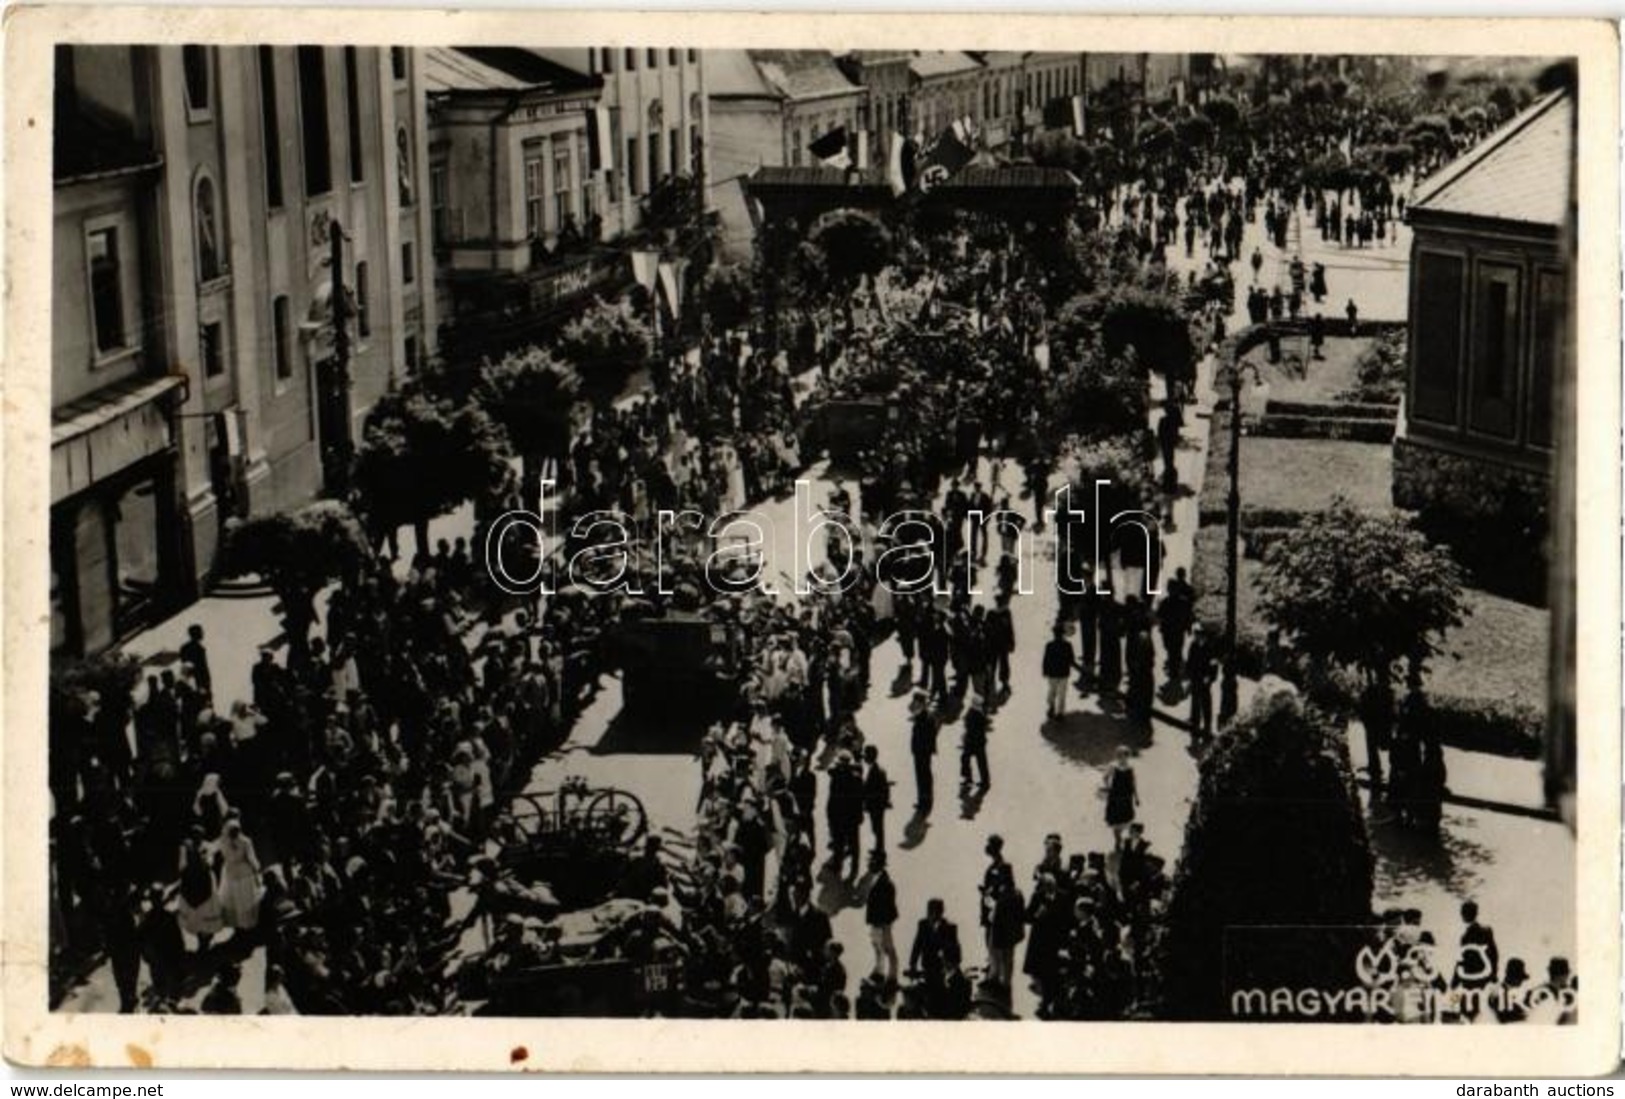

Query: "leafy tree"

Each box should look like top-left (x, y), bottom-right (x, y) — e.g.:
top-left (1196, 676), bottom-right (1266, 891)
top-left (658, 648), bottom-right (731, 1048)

top-left (555, 299), bottom-right (653, 404)
top-left (1044, 340), bottom-right (1151, 447)
top-left (1064, 282), bottom-right (1196, 390)
top-left (1257, 498), bottom-right (1467, 792)
top-left (697, 261), bottom-right (755, 335)
top-left (1158, 680), bottom-right (1375, 1019)
top-left (218, 501), bottom-right (373, 670)
top-left (1175, 112), bottom-right (1216, 153)
top-left (352, 385), bottom-right (511, 557)
top-left (1201, 95), bottom-right (1244, 131)
top-left (809, 209), bottom-right (894, 298)
top-left (475, 347), bottom-right (583, 514)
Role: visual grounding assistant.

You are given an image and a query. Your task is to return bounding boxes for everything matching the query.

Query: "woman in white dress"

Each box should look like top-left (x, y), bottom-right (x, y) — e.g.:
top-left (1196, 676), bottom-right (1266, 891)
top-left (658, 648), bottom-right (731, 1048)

top-left (215, 816), bottom-right (263, 932)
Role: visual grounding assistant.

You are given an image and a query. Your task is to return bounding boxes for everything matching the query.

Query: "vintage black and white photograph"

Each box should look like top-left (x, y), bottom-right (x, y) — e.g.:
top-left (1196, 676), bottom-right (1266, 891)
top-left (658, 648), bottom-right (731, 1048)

top-left (34, 27), bottom-right (1598, 1040)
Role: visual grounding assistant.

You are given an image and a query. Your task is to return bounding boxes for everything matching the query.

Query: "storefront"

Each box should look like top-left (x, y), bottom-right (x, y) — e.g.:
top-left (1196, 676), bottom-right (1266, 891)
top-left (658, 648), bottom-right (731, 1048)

top-left (50, 375), bottom-right (188, 658)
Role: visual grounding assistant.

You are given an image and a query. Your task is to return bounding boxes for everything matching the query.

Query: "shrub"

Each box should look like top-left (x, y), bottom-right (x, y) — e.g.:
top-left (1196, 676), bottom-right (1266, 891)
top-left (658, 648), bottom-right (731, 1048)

top-left (1159, 680), bottom-right (1375, 1019)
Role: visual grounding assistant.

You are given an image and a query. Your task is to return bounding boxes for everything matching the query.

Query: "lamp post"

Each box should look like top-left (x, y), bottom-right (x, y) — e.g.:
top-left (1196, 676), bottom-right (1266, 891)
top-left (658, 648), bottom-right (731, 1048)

top-left (1218, 354), bottom-right (1263, 726)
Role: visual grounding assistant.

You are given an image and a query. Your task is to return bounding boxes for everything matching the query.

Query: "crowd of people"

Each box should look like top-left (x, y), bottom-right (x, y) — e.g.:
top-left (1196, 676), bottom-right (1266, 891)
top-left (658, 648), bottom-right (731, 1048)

top-left (47, 62), bottom-right (1566, 1024)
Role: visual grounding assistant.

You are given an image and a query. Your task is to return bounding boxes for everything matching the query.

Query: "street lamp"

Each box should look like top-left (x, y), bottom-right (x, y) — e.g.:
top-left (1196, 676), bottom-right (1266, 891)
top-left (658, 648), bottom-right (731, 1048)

top-left (1218, 354), bottom-right (1264, 726)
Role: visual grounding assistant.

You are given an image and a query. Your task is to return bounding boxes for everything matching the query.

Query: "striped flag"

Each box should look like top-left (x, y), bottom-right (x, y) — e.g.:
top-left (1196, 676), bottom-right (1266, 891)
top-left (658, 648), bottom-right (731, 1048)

top-left (886, 131), bottom-right (908, 196)
top-left (808, 127), bottom-right (853, 170)
top-left (855, 130), bottom-right (870, 171)
top-left (1071, 95), bottom-right (1086, 138)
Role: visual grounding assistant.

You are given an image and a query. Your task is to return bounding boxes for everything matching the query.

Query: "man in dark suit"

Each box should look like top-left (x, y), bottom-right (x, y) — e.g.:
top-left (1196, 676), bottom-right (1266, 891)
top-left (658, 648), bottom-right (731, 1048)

top-left (908, 897), bottom-right (961, 989)
top-left (1453, 900), bottom-right (1500, 1019)
top-left (865, 850), bottom-right (900, 987)
top-left (861, 745), bottom-right (892, 852)
top-left (909, 692), bottom-right (940, 813)
top-left (789, 883), bottom-right (833, 973)
top-left (1185, 625), bottom-right (1216, 742)
top-left (984, 595), bottom-right (1016, 694)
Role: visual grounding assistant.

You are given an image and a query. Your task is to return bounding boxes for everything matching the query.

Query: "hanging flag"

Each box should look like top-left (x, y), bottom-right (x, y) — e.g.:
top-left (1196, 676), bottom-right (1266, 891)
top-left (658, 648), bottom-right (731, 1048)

top-left (916, 124), bottom-right (974, 192)
top-left (657, 258), bottom-right (687, 321)
top-left (855, 130), bottom-right (870, 171)
top-left (1174, 80), bottom-right (1186, 107)
top-left (886, 130), bottom-right (908, 197)
top-left (808, 126), bottom-right (853, 169)
top-left (1071, 95), bottom-right (1086, 138)
top-left (588, 106), bottom-right (614, 173)
top-left (630, 250), bottom-right (659, 293)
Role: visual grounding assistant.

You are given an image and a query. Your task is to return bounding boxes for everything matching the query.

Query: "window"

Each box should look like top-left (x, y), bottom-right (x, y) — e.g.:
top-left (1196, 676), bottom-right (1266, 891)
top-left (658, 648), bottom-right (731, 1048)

top-left (258, 47), bottom-right (284, 209)
top-left (687, 48), bottom-right (697, 63)
top-left (625, 48), bottom-right (636, 71)
top-left (1412, 251), bottom-right (1465, 426)
top-left (1530, 269), bottom-right (1564, 447)
top-left (194, 173), bottom-right (223, 282)
top-left (554, 144), bottom-right (573, 228)
top-left (524, 154), bottom-right (546, 237)
top-left (391, 47), bottom-right (407, 82)
top-left (599, 48), bottom-right (614, 74)
top-left (401, 240), bottom-right (415, 284)
top-left (668, 48), bottom-right (679, 66)
top-left (647, 49), bottom-right (658, 68)
top-left (272, 295), bottom-right (293, 381)
top-left (430, 161), bottom-right (449, 243)
top-left (669, 127), bottom-right (681, 177)
top-left (791, 128), bottom-right (801, 166)
top-left (625, 136), bottom-right (639, 195)
top-left (344, 47), bottom-right (365, 183)
top-left (396, 126), bottom-right (415, 207)
top-left (354, 261), bottom-right (370, 338)
top-left (297, 46), bottom-right (332, 197)
top-left (87, 225), bottom-right (125, 355)
top-left (183, 45), bottom-right (211, 118)
top-left (1469, 262), bottom-right (1520, 438)
top-left (201, 321), bottom-right (225, 378)
top-left (404, 335), bottom-right (419, 373)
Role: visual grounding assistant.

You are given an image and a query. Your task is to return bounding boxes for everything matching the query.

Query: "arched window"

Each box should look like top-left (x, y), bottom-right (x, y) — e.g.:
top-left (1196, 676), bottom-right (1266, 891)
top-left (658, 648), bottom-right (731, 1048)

top-left (194, 172), bottom-right (223, 282)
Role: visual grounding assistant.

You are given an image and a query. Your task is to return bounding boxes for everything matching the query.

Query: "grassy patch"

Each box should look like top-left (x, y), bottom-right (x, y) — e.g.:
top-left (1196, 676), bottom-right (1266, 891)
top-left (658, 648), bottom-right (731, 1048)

top-left (1199, 414), bottom-right (1395, 523)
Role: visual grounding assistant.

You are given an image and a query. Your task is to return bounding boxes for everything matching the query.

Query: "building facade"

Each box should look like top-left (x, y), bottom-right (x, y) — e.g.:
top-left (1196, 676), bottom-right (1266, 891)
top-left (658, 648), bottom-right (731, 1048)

top-left (51, 44), bottom-right (434, 658)
top-left (532, 46), bottom-right (709, 242)
top-left (1393, 90), bottom-right (1570, 604)
top-left (708, 49), bottom-right (866, 255)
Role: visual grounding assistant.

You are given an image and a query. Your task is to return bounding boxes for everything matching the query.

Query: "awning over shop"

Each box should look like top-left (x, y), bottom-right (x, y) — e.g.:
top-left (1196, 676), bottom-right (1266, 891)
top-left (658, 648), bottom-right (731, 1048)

top-left (52, 374), bottom-right (183, 504)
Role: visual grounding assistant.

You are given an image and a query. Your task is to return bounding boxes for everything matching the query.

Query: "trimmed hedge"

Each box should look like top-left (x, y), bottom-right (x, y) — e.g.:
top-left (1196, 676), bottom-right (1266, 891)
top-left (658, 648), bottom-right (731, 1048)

top-left (1251, 415), bottom-right (1396, 444)
top-left (1265, 399), bottom-right (1399, 420)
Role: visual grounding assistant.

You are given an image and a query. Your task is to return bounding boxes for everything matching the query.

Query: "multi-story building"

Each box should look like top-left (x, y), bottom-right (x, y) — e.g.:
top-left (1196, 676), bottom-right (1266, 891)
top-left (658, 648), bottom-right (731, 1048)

top-left (708, 49), bottom-right (866, 255)
top-left (50, 44), bottom-right (434, 658)
top-left (425, 48), bottom-right (622, 359)
top-left (531, 46), bottom-right (709, 242)
top-left (1392, 89), bottom-right (1570, 605)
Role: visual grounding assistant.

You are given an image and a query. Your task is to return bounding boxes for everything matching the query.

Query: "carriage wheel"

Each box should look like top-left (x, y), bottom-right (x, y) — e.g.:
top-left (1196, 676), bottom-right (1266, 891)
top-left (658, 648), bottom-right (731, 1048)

top-left (584, 788), bottom-right (648, 851)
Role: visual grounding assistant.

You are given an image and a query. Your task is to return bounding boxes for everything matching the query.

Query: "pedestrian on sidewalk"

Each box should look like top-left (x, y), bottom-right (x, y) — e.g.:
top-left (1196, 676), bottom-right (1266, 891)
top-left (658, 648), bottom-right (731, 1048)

top-left (865, 850), bottom-right (900, 987)
top-left (862, 744), bottom-right (892, 852)
top-left (909, 691), bottom-right (940, 813)
top-left (1158, 567), bottom-right (1195, 683)
top-left (1041, 626), bottom-right (1077, 720)
top-left (1185, 626), bottom-right (1216, 741)
top-left (1309, 312), bottom-right (1326, 360)
top-left (1102, 747), bottom-right (1140, 850)
top-left (960, 698), bottom-right (991, 790)
top-left (1345, 297), bottom-right (1360, 336)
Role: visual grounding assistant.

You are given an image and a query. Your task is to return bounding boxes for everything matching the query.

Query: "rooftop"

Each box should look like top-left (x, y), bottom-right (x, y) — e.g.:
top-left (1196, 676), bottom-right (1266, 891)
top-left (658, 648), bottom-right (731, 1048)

top-left (423, 47), bottom-right (599, 97)
top-left (1410, 90), bottom-right (1572, 230)
top-left (710, 49), bottom-right (864, 103)
top-left (909, 51), bottom-right (984, 80)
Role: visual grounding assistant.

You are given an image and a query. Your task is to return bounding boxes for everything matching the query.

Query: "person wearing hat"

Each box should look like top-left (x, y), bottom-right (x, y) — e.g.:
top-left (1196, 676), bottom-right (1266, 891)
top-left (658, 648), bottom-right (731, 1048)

top-left (908, 691), bottom-right (941, 813)
top-left (1185, 623), bottom-right (1217, 741)
top-left (825, 750), bottom-right (865, 880)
